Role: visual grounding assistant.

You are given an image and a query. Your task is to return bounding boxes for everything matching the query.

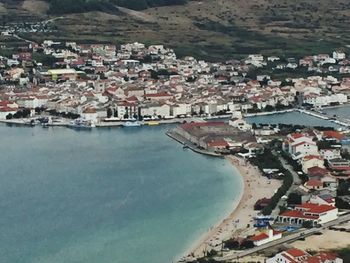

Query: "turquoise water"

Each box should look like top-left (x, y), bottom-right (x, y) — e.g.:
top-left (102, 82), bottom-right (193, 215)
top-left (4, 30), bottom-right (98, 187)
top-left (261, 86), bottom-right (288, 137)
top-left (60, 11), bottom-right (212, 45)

top-left (0, 124), bottom-right (242, 263)
top-left (245, 111), bottom-right (340, 128)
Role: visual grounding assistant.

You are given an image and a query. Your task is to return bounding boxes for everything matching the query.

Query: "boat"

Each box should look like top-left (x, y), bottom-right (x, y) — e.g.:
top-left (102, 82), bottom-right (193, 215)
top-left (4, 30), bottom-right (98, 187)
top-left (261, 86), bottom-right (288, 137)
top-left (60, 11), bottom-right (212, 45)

top-left (147, 121), bottom-right (160, 126)
top-left (68, 119), bottom-right (95, 129)
top-left (122, 121), bottom-right (142, 127)
top-left (24, 119), bottom-right (36, 127)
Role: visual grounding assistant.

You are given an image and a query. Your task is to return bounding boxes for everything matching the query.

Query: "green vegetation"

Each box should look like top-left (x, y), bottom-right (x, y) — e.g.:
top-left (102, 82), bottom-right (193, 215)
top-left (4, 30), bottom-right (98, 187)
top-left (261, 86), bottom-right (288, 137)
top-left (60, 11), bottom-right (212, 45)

top-left (115, 0), bottom-right (187, 11)
top-left (46, 0), bottom-right (188, 14)
top-left (262, 169), bottom-right (293, 215)
top-left (47, 0), bottom-right (116, 14)
top-left (32, 52), bottom-right (57, 66)
top-left (251, 148), bottom-right (293, 215)
top-left (335, 246), bottom-right (350, 261)
top-left (251, 149), bottom-right (283, 171)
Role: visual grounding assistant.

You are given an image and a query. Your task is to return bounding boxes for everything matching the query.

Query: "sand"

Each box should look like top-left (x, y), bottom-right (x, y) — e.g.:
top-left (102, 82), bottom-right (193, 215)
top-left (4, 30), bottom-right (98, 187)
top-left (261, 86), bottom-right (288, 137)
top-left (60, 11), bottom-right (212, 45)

top-left (292, 229), bottom-right (350, 251)
top-left (182, 155), bottom-right (282, 260)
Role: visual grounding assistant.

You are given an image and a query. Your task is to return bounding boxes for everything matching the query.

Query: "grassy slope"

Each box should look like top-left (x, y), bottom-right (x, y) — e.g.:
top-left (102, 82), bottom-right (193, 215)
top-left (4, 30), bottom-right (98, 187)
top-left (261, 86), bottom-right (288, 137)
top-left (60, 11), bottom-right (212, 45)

top-left (1, 0), bottom-right (350, 61)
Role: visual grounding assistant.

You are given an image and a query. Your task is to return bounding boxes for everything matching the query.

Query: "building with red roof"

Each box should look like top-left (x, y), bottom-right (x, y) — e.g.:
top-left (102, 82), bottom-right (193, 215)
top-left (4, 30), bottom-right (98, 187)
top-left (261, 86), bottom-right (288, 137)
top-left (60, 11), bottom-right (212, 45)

top-left (328, 158), bottom-right (350, 171)
top-left (322, 130), bottom-right (345, 142)
top-left (283, 133), bottom-right (318, 160)
top-left (248, 229), bottom-right (282, 247)
top-left (305, 179), bottom-right (324, 190)
top-left (307, 166), bottom-right (329, 179)
top-left (302, 155), bottom-right (325, 173)
top-left (277, 203), bottom-right (338, 226)
top-left (267, 248), bottom-right (343, 263)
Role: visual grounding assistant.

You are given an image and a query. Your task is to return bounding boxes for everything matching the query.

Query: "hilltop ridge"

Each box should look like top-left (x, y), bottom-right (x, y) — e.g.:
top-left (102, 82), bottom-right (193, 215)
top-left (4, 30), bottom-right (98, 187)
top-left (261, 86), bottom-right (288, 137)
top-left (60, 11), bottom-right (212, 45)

top-left (1, 0), bottom-right (350, 60)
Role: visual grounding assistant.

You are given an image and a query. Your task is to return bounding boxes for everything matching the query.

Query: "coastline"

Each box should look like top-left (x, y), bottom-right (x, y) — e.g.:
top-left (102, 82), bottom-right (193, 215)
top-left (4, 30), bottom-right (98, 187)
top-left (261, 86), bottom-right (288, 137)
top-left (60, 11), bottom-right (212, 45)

top-left (180, 155), bottom-right (281, 261)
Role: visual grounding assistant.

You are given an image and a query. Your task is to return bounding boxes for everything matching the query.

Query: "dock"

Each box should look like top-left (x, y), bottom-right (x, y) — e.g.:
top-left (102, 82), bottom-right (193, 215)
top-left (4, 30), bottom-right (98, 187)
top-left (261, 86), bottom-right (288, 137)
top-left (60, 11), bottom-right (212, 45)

top-left (166, 129), bottom-right (223, 157)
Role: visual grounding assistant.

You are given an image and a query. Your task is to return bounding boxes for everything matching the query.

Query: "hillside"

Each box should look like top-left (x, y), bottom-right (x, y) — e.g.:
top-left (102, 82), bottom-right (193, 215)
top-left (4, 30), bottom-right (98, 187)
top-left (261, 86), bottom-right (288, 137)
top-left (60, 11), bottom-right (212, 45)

top-left (1, 0), bottom-right (350, 60)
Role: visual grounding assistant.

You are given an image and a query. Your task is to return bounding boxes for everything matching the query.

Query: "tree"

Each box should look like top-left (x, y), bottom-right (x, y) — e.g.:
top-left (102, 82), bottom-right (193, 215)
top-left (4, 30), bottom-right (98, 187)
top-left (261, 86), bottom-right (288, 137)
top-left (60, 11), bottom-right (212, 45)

top-left (287, 192), bottom-right (302, 205)
top-left (107, 108), bottom-right (113, 118)
top-left (224, 239), bottom-right (239, 249)
top-left (302, 221), bottom-right (314, 229)
top-left (240, 240), bottom-right (255, 249)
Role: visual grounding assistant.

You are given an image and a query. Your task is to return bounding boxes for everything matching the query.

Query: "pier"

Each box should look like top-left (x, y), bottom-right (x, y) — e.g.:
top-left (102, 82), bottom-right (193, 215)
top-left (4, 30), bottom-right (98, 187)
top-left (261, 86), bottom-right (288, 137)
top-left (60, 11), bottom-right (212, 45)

top-left (166, 129), bottom-right (223, 157)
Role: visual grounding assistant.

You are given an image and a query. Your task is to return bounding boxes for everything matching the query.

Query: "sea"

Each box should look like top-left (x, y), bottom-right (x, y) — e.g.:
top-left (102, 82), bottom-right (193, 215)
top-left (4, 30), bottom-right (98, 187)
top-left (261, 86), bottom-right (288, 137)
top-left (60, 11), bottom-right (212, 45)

top-left (0, 124), bottom-right (242, 263)
top-left (245, 111), bottom-right (341, 128)
top-left (1, 107), bottom-right (348, 263)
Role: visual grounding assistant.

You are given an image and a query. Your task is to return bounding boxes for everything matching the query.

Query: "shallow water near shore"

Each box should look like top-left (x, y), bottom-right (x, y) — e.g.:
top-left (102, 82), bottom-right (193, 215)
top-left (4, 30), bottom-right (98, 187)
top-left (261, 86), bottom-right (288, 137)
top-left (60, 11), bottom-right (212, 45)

top-left (0, 124), bottom-right (242, 263)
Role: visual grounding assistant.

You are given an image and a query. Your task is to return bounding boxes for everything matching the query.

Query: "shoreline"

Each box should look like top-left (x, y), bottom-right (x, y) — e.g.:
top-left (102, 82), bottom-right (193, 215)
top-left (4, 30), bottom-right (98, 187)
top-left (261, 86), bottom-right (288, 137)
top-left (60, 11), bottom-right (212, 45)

top-left (178, 158), bottom-right (245, 261)
top-left (179, 155), bottom-right (281, 262)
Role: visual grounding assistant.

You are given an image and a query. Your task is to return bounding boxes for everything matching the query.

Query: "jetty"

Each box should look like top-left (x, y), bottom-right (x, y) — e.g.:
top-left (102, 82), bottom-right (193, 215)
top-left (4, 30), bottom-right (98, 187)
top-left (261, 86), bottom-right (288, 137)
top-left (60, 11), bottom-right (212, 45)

top-left (166, 129), bottom-right (223, 157)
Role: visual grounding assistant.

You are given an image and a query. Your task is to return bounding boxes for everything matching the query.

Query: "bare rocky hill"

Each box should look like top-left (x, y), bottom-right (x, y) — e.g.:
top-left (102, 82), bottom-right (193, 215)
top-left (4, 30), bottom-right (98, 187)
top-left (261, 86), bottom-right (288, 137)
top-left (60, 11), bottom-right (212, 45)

top-left (1, 0), bottom-right (350, 60)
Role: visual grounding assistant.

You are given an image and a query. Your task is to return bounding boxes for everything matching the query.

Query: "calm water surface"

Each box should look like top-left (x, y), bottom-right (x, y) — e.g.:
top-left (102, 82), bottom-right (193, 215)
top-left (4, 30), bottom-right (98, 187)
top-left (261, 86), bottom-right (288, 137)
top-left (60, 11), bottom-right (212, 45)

top-left (323, 105), bottom-right (350, 119)
top-left (0, 124), bottom-right (242, 263)
top-left (245, 111), bottom-right (340, 128)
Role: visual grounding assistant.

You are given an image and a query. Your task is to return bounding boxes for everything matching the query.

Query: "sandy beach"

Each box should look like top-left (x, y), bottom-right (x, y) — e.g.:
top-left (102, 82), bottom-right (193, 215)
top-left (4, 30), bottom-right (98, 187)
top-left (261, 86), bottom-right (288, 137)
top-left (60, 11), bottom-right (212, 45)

top-left (182, 155), bottom-right (282, 260)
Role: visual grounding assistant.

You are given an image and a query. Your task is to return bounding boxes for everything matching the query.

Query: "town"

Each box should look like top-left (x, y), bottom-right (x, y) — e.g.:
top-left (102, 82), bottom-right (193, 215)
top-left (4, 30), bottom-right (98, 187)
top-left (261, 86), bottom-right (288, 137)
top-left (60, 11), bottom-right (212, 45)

top-left (1, 35), bottom-right (350, 262)
top-left (0, 36), bottom-right (350, 128)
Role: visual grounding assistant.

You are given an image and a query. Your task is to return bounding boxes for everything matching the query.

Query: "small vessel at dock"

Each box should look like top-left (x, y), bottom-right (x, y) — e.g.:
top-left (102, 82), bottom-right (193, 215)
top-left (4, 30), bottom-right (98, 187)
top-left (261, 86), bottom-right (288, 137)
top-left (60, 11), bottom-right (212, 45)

top-left (122, 121), bottom-right (142, 127)
top-left (68, 119), bottom-right (95, 129)
top-left (147, 121), bottom-right (160, 126)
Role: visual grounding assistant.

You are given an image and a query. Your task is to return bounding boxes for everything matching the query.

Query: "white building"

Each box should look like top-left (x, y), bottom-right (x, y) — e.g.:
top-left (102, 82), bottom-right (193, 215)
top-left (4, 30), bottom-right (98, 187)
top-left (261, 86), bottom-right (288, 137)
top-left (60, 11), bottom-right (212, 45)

top-left (81, 108), bottom-right (98, 123)
top-left (172, 103), bottom-right (191, 117)
top-left (303, 94), bottom-right (347, 107)
top-left (248, 229), bottom-right (282, 247)
top-left (267, 248), bottom-right (310, 263)
top-left (283, 133), bottom-right (318, 160)
top-left (141, 103), bottom-right (171, 119)
top-left (267, 248), bottom-right (343, 263)
top-left (301, 155), bottom-right (325, 173)
top-left (0, 107), bottom-right (17, 119)
top-left (277, 203), bottom-right (338, 226)
top-left (333, 51), bottom-right (346, 60)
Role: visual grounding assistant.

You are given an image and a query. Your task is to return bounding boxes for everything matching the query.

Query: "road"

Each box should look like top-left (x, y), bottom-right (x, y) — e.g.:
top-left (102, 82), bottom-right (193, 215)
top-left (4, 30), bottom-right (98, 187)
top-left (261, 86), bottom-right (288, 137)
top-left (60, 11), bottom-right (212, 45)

top-left (270, 150), bottom-right (302, 217)
top-left (216, 213), bottom-right (350, 262)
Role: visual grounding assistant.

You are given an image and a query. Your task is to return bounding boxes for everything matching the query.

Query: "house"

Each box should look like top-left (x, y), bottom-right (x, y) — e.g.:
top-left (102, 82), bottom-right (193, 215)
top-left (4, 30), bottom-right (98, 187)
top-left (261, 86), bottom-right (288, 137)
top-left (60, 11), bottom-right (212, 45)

top-left (305, 179), bottom-right (324, 191)
top-left (277, 203), bottom-right (338, 226)
top-left (248, 229), bottom-right (282, 247)
top-left (140, 103), bottom-right (171, 119)
top-left (283, 133), bottom-right (318, 160)
top-left (320, 148), bottom-right (341, 161)
top-left (328, 158), bottom-right (350, 171)
top-left (309, 194), bottom-right (336, 206)
top-left (45, 69), bottom-right (78, 81)
top-left (307, 166), bottom-right (329, 179)
top-left (333, 50), bottom-right (346, 60)
top-left (305, 252), bottom-right (343, 263)
top-left (266, 248), bottom-right (310, 263)
top-left (229, 117), bottom-right (252, 131)
top-left (302, 155), bottom-right (325, 173)
top-left (81, 107), bottom-right (98, 123)
top-left (322, 131), bottom-right (345, 142)
top-left (267, 248), bottom-right (343, 263)
top-left (144, 92), bottom-right (173, 101)
top-left (0, 107), bottom-right (17, 119)
top-left (206, 139), bottom-right (230, 152)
